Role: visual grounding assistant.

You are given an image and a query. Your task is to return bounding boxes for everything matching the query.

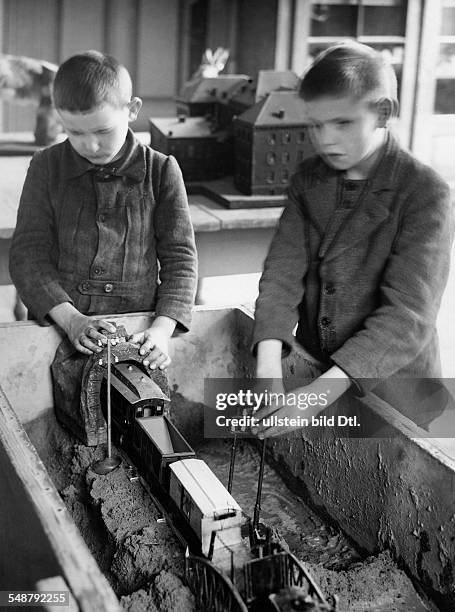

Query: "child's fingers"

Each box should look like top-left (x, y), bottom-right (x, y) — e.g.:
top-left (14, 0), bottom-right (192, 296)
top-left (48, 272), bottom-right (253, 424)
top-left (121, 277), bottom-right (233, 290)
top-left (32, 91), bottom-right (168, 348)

top-left (139, 337), bottom-right (156, 355)
top-left (252, 401), bottom-right (283, 421)
top-left (251, 404), bottom-right (295, 438)
top-left (78, 330), bottom-right (103, 354)
top-left (158, 355), bottom-right (172, 370)
top-left (73, 336), bottom-right (94, 356)
top-left (96, 319), bottom-right (117, 334)
top-left (78, 326), bottom-right (105, 351)
top-left (152, 353), bottom-right (171, 370)
top-left (129, 332), bottom-right (143, 345)
top-left (142, 346), bottom-right (164, 368)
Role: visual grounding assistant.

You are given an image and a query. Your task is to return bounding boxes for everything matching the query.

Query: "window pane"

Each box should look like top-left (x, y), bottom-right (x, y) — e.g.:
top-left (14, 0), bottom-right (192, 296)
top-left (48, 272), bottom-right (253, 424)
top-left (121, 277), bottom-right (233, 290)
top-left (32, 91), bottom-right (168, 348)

top-left (441, 7), bottom-right (455, 36)
top-left (435, 80), bottom-right (455, 114)
top-left (435, 43), bottom-right (455, 113)
top-left (311, 4), bottom-right (357, 37)
top-left (282, 132), bottom-right (291, 144)
top-left (437, 43), bottom-right (455, 79)
top-left (363, 3), bottom-right (407, 37)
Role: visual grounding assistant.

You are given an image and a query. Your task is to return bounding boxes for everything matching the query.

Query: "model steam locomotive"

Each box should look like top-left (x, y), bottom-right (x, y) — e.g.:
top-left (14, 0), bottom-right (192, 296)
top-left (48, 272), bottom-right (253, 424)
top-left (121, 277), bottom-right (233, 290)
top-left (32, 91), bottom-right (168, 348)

top-left (94, 342), bottom-right (337, 611)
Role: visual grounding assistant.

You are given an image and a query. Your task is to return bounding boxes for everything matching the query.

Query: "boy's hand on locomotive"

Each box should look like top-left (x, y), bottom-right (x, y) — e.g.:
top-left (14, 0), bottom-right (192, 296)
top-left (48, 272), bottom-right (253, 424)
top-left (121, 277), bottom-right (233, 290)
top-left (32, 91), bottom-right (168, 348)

top-left (49, 303), bottom-right (116, 355)
top-left (131, 329), bottom-right (170, 370)
top-left (67, 314), bottom-right (116, 355)
top-left (129, 316), bottom-right (177, 371)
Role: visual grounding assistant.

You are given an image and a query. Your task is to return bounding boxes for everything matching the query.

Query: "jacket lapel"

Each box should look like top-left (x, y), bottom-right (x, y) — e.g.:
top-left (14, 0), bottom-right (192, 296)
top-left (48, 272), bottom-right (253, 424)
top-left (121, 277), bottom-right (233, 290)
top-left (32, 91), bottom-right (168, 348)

top-left (303, 133), bottom-right (401, 262)
top-left (319, 191), bottom-right (392, 261)
top-left (300, 159), bottom-right (339, 237)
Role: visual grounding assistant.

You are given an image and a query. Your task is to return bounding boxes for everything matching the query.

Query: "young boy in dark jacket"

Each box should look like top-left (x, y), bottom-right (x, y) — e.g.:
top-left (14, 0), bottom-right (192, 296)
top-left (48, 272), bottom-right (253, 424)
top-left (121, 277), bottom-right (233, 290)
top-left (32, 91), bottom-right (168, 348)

top-left (9, 51), bottom-right (197, 370)
top-left (252, 42), bottom-right (453, 436)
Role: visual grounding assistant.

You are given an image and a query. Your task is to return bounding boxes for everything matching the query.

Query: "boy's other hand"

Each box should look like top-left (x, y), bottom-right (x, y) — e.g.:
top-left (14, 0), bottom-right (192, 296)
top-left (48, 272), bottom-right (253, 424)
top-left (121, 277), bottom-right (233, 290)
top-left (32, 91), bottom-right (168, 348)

top-left (251, 366), bottom-right (352, 439)
top-left (129, 315), bottom-right (177, 371)
top-left (254, 377), bottom-right (286, 401)
top-left (251, 389), bottom-right (319, 439)
top-left (250, 379), bottom-right (294, 439)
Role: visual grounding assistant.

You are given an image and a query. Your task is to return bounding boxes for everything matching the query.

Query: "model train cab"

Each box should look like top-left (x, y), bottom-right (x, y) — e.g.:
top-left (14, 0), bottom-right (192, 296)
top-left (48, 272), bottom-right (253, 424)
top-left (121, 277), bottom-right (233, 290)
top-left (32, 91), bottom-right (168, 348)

top-left (111, 362), bottom-right (169, 415)
top-left (101, 362), bottom-right (170, 437)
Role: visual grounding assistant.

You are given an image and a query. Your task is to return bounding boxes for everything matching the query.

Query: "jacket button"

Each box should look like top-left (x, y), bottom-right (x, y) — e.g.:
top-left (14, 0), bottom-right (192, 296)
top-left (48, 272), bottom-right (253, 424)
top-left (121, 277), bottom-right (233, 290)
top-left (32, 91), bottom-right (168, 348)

top-left (325, 284), bottom-right (335, 295)
top-left (104, 283), bottom-right (114, 293)
top-left (81, 281), bottom-right (90, 292)
top-left (320, 317), bottom-right (331, 327)
top-left (98, 214), bottom-right (106, 223)
top-left (93, 267), bottom-right (102, 275)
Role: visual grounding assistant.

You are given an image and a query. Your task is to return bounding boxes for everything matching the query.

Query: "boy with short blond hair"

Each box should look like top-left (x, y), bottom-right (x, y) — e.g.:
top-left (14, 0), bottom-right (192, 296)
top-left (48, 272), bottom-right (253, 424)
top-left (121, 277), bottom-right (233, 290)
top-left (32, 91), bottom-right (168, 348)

top-left (252, 42), bottom-right (453, 436)
top-left (10, 51), bottom-right (197, 370)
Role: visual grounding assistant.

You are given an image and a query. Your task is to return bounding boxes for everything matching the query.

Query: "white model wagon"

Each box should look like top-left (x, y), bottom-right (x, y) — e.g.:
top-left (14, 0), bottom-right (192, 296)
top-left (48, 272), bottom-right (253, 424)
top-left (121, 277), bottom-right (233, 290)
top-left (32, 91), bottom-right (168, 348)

top-left (169, 457), bottom-right (245, 557)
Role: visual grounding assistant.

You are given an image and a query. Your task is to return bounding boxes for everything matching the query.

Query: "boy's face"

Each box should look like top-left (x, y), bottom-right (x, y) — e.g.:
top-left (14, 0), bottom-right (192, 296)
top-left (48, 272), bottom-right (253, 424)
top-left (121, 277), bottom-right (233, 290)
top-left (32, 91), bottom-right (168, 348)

top-left (58, 99), bottom-right (141, 166)
top-left (303, 95), bottom-right (387, 179)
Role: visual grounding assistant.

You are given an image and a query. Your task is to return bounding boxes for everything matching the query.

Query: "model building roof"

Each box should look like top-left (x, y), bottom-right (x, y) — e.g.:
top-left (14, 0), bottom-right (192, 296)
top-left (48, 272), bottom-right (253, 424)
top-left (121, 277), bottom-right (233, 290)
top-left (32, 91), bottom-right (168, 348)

top-left (227, 79), bottom-right (256, 109)
top-left (178, 75), bottom-right (249, 104)
top-left (150, 115), bottom-right (226, 138)
top-left (227, 69), bottom-right (299, 110)
top-left (255, 70), bottom-right (299, 102)
top-left (236, 90), bottom-right (306, 127)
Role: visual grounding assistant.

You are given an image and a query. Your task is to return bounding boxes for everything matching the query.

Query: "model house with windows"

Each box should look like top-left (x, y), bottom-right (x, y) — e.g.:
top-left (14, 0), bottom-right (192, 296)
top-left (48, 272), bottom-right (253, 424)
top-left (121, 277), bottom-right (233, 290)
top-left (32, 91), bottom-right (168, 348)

top-left (150, 70), bottom-right (313, 190)
top-left (149, 114), bottom-right (230, 181)
top-left (233, 89), bottom-right (313, 195)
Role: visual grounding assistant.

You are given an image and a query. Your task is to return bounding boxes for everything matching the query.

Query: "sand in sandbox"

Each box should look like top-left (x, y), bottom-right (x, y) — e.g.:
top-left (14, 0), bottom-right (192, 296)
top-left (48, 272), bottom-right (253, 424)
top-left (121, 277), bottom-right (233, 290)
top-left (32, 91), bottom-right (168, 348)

top-left (57, 440), bottom-right (195, 611)
top-left (41, 417), bottom-right (433, 611)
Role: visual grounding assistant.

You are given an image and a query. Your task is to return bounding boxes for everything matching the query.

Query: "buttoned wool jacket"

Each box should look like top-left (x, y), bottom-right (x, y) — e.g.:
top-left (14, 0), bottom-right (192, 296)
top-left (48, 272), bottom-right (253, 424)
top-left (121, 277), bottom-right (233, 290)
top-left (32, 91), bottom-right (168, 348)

top-left (9, 130), bottom-right (197, 330)
top-left (253, 133), bottom-right (454, 405)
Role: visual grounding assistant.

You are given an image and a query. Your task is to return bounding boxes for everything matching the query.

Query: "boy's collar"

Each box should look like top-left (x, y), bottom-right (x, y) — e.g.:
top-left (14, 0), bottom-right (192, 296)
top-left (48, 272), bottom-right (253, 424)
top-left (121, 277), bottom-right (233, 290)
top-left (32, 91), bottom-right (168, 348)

top-left (314, 131), bottom-right (399, 191)
top-left (61, 129), bottom-right (146, 182)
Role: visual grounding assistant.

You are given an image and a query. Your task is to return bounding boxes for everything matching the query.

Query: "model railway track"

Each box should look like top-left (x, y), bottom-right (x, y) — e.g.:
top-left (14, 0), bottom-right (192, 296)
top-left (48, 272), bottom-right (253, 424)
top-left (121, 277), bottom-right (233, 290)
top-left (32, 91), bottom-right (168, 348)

top-left (121, 448), bottom-right (333, 612)
top-left (119, 454), bottom-right (252, 612)
top-left (119, 447), bottom-right (200, 552)
top-left (85, 332), bottom-right (338, 611)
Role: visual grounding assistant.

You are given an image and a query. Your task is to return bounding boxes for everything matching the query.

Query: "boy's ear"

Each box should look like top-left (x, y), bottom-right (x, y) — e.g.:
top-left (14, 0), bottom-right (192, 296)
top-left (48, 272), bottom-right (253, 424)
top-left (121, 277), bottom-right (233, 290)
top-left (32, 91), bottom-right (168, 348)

top-left (376, 97), bottom-right (396, 127)
top-left (128, 96), bottom-right (142, 121)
